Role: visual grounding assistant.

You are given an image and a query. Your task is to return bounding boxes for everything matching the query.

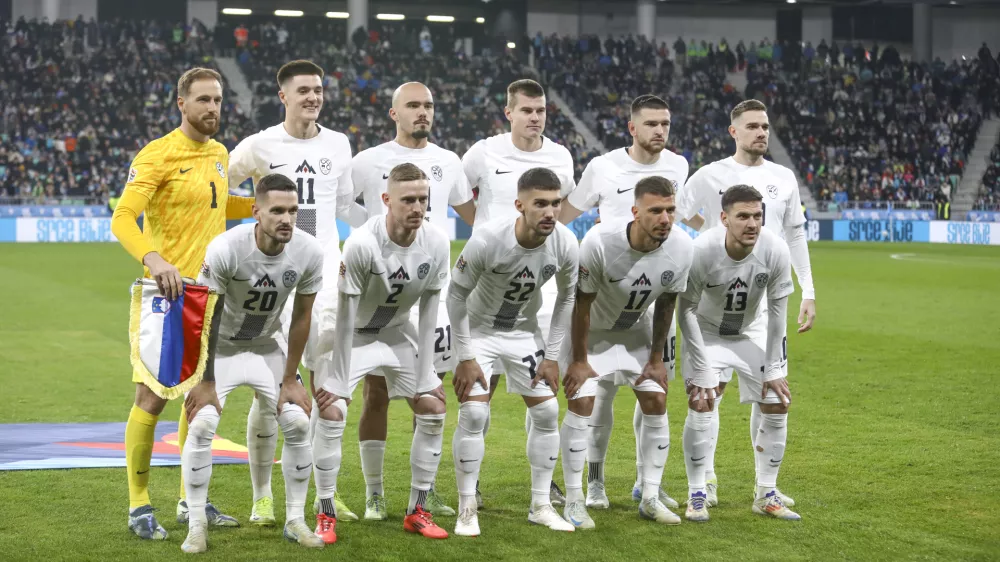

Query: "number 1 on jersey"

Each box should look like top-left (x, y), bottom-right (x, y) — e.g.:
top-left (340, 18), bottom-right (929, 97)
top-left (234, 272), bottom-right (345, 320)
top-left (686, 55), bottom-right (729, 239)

top-left (296, 177), bottom-right (315, 204)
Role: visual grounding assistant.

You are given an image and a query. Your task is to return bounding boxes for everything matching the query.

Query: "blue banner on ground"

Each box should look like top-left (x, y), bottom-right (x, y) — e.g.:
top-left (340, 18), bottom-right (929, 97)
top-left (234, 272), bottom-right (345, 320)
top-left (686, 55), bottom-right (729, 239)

top-left (832, 220), bottom-right (931, 242)
top-left (966, 211), bottom-right (1000, 223)
top-left (0, 422), bottom-right (248, 471)
top-left (0, 205), bottom-right (110, 218)
top-left (841, 209), bottom-right (935, 221)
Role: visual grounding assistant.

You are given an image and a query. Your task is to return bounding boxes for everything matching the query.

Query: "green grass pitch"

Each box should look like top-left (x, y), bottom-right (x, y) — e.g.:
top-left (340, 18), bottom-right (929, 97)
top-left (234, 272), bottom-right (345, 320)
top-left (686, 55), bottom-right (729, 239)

top-left (1, 241), bottom-right (999, 561)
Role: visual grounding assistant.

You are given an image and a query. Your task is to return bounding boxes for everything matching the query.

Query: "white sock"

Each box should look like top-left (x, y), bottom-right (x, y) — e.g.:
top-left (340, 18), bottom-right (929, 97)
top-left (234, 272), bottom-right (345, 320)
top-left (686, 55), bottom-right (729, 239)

top-left (560, 410), bottom-right (589, 504)
top-left (705, 395), bottom-right (722, 483)
top-left (750, 401), bottom-right (763, 481)
top-left (633, 401), bottom-right (643, 489)
top-left (526, 399), bottom-right (560, 509)
top-left (755, 412), bottom-right (788, 499)
top-left (277, 404), bottom-right (311, 522)
top-left (246, 396), bottom-right (278, 503)
top-left (311, 400), bottom-right (347, 516)
top-left (360, 440), bottom-right (386, 497)
top-left (587, 379), bottom-right (617, 486)
top-left (453, 402), bottom-right (488, 509)
top-left (683, 409), bottom-right (712, 496)
top-left (639, 412), bottom-right (669, 502)
top-left (409, 413), bottom-right (445, 513)
top-left (182, 405), bottom-right (220, 526)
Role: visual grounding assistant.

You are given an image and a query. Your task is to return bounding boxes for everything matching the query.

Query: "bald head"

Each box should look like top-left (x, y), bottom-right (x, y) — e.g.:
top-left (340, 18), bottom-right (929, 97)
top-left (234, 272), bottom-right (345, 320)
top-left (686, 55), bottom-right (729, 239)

top-left (390, 82), bottom-right (434, 141)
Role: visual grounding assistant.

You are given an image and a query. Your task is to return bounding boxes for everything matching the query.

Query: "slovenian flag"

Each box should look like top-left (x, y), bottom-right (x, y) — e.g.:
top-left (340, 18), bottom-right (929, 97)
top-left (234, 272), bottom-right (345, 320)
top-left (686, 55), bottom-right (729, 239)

top-left (128, 279), bottom-right (219, 400)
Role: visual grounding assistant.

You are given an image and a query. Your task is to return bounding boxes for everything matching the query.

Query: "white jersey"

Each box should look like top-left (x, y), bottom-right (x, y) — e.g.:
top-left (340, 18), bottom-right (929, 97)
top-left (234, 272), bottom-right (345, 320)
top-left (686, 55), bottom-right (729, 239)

top-left (578, 220), bottom-right (693, 331)
top-left (568, 147), bottom-right (689, 221)
top-left (352, 141), bottom-right (473, 226)
top-left (198, 223), bottom-right (324, 347)
top-left (677, 157), bottom-right (804, 237)
top-left (681, 226), bottom-right (793, 338)
top-left (339, 216), bottom-right (450, 335)
top-left (228, 123), bottom-right (353, 277)
top-left (462, 133), bottom-right (575, 224)
top-left (452, 216), bottom-right (579, 333)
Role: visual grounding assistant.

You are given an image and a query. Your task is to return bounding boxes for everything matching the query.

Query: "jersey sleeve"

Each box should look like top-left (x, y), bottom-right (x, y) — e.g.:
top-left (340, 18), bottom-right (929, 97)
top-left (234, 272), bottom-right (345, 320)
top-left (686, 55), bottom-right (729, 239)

top-left (783, 175), bottom-right (806, 228)
top-left (451, 230), bottom-right (487, 290)
top-left (556, 228), bottom-right (580, 291)
top-left (338, 235), bottom-right (372, 296)
top-left (566, 158), bottom-right (600, 211)
top-left (351, 151), bottom-right (372, 202)
top-left (227, 134), bottom-right (258, 189)
top-left (297, 243), bottom-right (325, 295)
top-left (196, 237), bottom-right (235, 295)
top-left (336, 136), bottom-right (356, 200)
top-left (676, 169), bottom-right (707, 222)
top-left (665, 237), bottom-right (693, 294)
top-left (447, 154), bottom-right (474, 206)
top-left (577, 229), bottom-right (604, 294)
top-left (681, 251), bottom-right (705, 305)
top-left (123, 142), bottom-right (167, 201)
top-left (768, 240), bottom-right (795, 301)
top-left (461, 141), bottom-right (486, 189)
top-left (558, 149), bottom-right (577, 198)
top-left (427, 230), bottom-right (451, 292)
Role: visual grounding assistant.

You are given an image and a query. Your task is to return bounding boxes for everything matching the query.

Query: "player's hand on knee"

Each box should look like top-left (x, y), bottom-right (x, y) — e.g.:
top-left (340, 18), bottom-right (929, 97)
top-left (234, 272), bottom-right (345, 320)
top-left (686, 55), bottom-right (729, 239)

top-left (279, 377), bottom-right (312, 416)
top-left (687, 385), bottom-right (716, 412)
top-left (143, 252), bottom-right (183, 301)
top-left (637, 360), bottom-right (669, 394)
top-left (534, 358), bottom-right (560, 393)
top-left (763, 377), bottom-right (791, 407)
top-left (563, 361), bottom-right (597, 400)
top-left (315, 387), bottom-right (349, 413)
top-left (419, 384), bottom-right (447, 405)
top-left (453, 360), bottom-right (486, 402)
top-left (185, 381), bottom-right (222, 422)
top-left (798, 298), bottom-right (816, 333)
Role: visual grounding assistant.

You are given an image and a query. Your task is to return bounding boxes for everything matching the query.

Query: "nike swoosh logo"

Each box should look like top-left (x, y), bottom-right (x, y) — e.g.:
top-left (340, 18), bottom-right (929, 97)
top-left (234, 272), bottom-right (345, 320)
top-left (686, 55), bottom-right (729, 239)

top-left (136, 469), bottom-right (149, 475)
top-left (609, 277), bottom-right (625, 283)
top-left (441, 355), bottom-right (451, 361)
top-left (690, 455), bottom-right (706, 462)
top-left (432, 452), bottom-right (441, 457)
top-left (256, 433), bottom-right (275, 438)
top-left (707, 283), bottom-right (724, 288)
top-left (495, 169), bottom-right (512, 174)
top-left (316, 466), bottom-right (336, 471)
top-left (370, 268), bottom-right (384, 275)
top-left (459, 458), bottom-right (476, 463)
top-left (549, 456), bottom-right (558, 461)
top-left (492, 268), bottom-right (512, 275)
top-left (718, 189), bottom-right (725, 195)
top-left (192, 465), bottom-right (211, 471)
top-left (382, 173), bottom-right (390, 179)
top-left (657, 445), bottom-right (668, 450)
top-left (270, 163), bottom-right (286, 169)
top-left (616, 187), bottom-right (634, 194)
top-left (234, 276), bottom-right (251, 282)
top-left (296, 463), bottom-right (313, 471)
top-left (179, 167), bottom-right (193, 174)
top-left (569, 448), bottom-right (585, 453)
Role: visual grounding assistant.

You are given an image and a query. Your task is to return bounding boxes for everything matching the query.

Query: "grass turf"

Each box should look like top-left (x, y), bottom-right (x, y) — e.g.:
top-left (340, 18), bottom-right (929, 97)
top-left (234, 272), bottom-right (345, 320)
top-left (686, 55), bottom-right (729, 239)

top-left (0, 241), bottom-right (998, 561)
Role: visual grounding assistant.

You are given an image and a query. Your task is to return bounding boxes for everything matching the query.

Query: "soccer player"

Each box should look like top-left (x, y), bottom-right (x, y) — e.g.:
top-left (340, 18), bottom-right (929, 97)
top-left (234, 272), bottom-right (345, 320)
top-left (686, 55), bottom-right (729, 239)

top-left (675, 99), bottom-right (815, 509)
top-left (227, 59), bottom-right (365, 524)
top-left (447, 167), bottom-right (579, 537)
top-left (560, 176), bottom-right (693, 530)
top-left (111, 67), bottom-right (251, 540)
top-left (559, 94), bottom-right (689, 510)
top-left (677, 184), bottom-right (800, 522)
top-left (349, 81), bottom-right (475, 519)
top-left (181, 174), bottom-right (326, 553)
top-left (461, 78), bottom-right (576, 507)
top-left (311, 163), bottom-right (452, 544)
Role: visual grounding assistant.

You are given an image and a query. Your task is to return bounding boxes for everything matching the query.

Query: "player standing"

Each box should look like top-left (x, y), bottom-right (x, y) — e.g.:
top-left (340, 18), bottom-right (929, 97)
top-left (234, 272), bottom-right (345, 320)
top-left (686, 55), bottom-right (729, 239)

top-left (180, 174), bottom-right (325, 553)
top-left (226, 60), bottom-right (365, 524)
top-left (349, 81), bottom-right (475, 519)
top-left (448, 168), bottom-right (578, 537)
top-left (677, 185), bottom-right (800, 522)
top-left (311, 164), bottom-right (452, 543)
top-left (675, 99), bottom-right (815, 509)
top-left (461, 78), bottom-right (576, 507)
top-left (112, 67), bottom-right (250, 540)
top-left (561, 177), bottom-right (693, 530)
top-left (559, 94), bottom-right (688, 510)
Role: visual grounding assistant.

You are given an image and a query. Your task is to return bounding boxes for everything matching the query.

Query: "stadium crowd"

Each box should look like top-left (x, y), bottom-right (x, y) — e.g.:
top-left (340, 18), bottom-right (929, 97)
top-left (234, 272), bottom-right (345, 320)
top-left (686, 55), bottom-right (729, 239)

top-left (976, 142), bottom-right (1000, 210)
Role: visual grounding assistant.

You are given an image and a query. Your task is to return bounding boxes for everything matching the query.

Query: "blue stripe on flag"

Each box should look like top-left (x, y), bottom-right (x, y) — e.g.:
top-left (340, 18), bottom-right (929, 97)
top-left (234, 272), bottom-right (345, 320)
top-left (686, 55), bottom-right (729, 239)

top-left (158, 291), bottom-right (186, 387)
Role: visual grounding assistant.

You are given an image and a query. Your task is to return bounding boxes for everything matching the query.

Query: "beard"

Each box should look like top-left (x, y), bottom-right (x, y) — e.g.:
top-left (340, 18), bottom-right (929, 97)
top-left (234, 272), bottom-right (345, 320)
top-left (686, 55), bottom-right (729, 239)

top-left (189, 114), bottom-right (220, 136)
top-left (743, 141), bottom-right (768, 157)
top-left (638, 138), bottom-right (665, 154)
top-left (411, 127), bottom-right (430, 139)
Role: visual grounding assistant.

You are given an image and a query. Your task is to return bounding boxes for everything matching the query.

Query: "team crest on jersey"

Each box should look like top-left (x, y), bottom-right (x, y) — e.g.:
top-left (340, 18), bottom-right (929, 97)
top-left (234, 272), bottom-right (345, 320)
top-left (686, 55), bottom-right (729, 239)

top-left (417, 262), bottom-right (430, 280)
top-left (216, 162), bottom-right (226, 179)
top-left (283, 270), bottom-right (298, 288)
top-left (632, 273), bottom-right (652, 287)
top-left (729, 277), bottom-right (749, 291)
top-left (296, 160), bottom-right (316, 174)
top-left (755, 273), bottom-right (769, 288)
top-left (254, 274), bottom-right (276, 288)
top-left (661, 271), bottom-right (674, 286)
top-left (515, 266), bottom-right (535, 280)
top-left (319, 158), bottom-right (332, 175)
top-left (389, 266), bottom-right (410, 281)
top-left (127, 167), bottom-right (138, 184)
top-left (766, 184), bottom-right (778, 199)
top-left (456, 255), bottom-right (467, 273)
top-left (578, 265), bottom-right (590, 281)
top-left (431, 165), bottom-right (443, 182)
top-left (542, 264), bottom-right (557, 281)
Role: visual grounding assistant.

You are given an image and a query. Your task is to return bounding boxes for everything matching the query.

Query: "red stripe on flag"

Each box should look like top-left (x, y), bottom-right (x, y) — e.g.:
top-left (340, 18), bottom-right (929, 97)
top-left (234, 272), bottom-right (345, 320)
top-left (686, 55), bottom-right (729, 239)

top-left (179, 285), bottom-right (210, 383)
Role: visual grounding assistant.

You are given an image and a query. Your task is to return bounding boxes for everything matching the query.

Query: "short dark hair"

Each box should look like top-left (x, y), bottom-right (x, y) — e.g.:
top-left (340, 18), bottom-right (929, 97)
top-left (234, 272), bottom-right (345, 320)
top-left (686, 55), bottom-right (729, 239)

top-left (177, 67), bottom-right (222, 98)
top-left (634, 176), bottom-right (676, 200)
top-left (277, 60), bottom-right (325, 87)
top-left (507, 79), bottom-right (545, 108)
top-left (730, 99), bottom-right (767, 122)
top-left (255, 173), bottom-right (297, 199)
top-left (631, 94), bottom-right (669, 116)
top-left (388, 162), bottom-right (428, 184)
top-left (517, 167), bottom-right (561, 193)
top-left (720, 184), bottom-right (763, 210)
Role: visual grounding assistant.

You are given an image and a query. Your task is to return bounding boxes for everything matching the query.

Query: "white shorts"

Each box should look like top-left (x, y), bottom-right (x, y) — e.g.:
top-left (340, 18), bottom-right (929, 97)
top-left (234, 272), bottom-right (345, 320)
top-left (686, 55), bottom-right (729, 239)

top-left (319, 322), bottom-right (435, 400)
top-left (468, 329), bottom-right (553, 398)
top-left (279, 286), bottom-right (338, 372)
top-left (568, 327), bottom-right (670, 399)
top-left (682, 331), bottom-right (787, 405)
top-left (213, 341), bottom-right (294, 413)
top-left (492, 281), bottom-right (558, 376)
top-left (430, 294), bottom-right (457, 374)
